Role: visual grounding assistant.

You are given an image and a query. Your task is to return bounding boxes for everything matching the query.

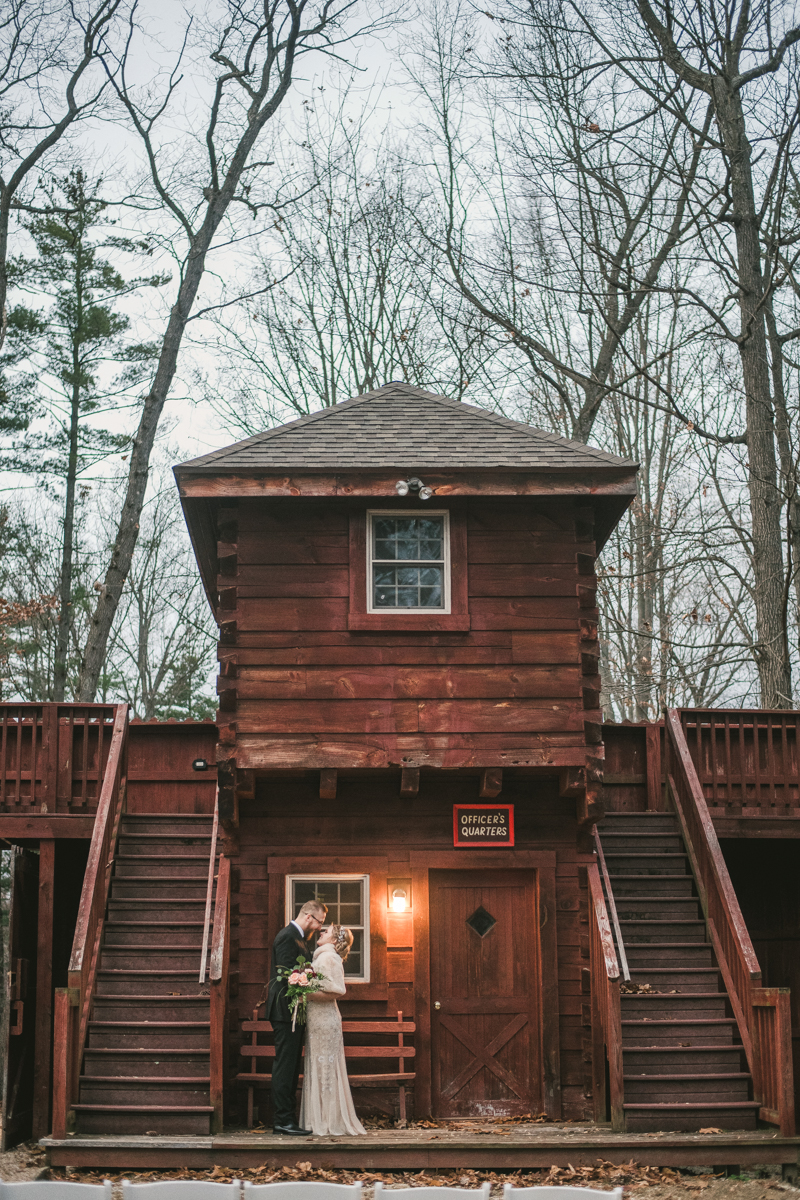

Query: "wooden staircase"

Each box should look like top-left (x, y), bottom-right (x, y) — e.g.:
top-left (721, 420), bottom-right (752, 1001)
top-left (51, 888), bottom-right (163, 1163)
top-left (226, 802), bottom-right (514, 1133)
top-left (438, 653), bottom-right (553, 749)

top-left (73, 813), bottom-right (217, 1134)
top-left (597, 811), bottom-right (759, 1132)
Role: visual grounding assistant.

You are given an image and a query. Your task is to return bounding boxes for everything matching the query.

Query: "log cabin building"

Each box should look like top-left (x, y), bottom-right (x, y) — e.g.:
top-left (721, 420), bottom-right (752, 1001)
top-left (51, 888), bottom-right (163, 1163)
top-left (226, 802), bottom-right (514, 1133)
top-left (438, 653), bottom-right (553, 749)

top-left (2, 384), bottom-right (799, 1172)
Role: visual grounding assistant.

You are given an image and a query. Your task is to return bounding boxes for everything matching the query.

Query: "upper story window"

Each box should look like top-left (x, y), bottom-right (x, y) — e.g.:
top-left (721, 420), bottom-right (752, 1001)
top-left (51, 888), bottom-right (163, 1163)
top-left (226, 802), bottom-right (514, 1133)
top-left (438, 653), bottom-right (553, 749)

top-left (368, 511), bottom-right (451, 613)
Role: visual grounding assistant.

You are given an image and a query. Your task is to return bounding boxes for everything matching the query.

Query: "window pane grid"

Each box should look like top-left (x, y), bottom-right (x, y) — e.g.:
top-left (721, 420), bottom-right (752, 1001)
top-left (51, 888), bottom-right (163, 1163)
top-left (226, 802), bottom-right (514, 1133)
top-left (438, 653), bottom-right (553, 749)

top-left (291, 877), bottom-right (366, 979)
top-left (370, 515), bottom-right (446, 611)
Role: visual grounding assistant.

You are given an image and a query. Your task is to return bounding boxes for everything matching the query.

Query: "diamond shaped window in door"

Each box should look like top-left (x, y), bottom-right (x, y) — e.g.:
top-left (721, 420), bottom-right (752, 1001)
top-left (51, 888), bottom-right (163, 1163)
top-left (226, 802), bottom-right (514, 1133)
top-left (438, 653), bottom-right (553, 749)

top-left (466, 905), bottom-right (497, 938)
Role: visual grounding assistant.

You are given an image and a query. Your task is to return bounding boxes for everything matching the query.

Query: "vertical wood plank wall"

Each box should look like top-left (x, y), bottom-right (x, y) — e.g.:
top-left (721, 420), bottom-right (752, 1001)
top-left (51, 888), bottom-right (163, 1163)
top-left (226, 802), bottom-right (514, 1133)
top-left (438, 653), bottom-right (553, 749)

top-left (126, 721), bottom-right (217, 813)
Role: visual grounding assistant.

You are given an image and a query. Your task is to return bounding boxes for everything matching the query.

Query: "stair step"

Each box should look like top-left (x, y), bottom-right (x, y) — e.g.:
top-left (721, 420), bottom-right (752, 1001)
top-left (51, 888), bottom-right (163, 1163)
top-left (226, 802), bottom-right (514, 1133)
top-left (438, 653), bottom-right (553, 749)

top-left (73, 1105), bottom-right (213, 1136)
top-left (104, 928), bottom-right (203, 947)
top-left (623, 1101), bottom-right (758, 1132)
top-left (628, 968), bottom-right (719, 991)
top-left (622, 1018), bottom-right (737, 1046)
top-left (100, 949), bottom-right (205, 970)
top-left (111, 881), bottom-right (209, 900)
top-left (92, 998), bottom-right (210, 1019)
top-left (612, 876), bottom-right (696, 896)
top-left (78, 1079), bottom-right (212, 1106)
top-left (108, 902), bottom-right (209, 922)
top-left (616, 898), bottom-right (701, 919)
top-left (621, 995), bottom-right (727, 1018)
top-left (83, 1051), bottom-right (210, 1077)
top-left (605, 855), bottom-right (689, 875)
top-left (623, 1048), bottom-right (747, 1072)
top-left (116, 843), bottom-right (211, 858)
top-left (599, 834), bottom-right (685, 852)
top-left (626, 944), bottom-right (714, 966)
top-left (115, 857), bottom-right (211, 878)
top-left (120, 821), bottom-right (213, 838)
top-left (95, 974), bottom-right (206, 993)
top-left (623, 1078), bottom-right (751, 1102)
top-left (619, 920), bottom-right (706, 943)
top-left (87, 1021), bottom-right (210, 1049)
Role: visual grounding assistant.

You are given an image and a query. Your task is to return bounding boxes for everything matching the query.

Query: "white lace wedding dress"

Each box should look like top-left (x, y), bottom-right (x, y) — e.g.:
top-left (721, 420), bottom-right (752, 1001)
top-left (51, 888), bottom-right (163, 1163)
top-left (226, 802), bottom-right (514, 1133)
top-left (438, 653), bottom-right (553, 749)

top-left (299, 944), bottom-right (366, 1136)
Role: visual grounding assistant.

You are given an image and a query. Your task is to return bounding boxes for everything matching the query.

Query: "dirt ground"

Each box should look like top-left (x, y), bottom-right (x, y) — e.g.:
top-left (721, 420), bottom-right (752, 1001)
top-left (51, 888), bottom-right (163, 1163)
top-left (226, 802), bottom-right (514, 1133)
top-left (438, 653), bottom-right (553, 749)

top-left (2, 1143), bottom-right (799, 1199)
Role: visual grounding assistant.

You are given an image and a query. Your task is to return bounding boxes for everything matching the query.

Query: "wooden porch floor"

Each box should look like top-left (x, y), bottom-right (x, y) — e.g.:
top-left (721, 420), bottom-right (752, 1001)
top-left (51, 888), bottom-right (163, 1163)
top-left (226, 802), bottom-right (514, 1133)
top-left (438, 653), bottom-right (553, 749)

top-left (41, 1123), bottom-right (800, 1172)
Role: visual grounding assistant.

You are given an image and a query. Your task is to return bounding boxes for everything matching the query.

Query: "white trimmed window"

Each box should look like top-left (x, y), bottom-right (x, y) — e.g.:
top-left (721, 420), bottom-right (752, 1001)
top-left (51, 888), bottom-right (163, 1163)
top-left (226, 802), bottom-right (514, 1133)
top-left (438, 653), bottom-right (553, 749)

top-left (286, 875), bottom-right (370, 980)
top-left (367, 511), bottom-right (450, 613)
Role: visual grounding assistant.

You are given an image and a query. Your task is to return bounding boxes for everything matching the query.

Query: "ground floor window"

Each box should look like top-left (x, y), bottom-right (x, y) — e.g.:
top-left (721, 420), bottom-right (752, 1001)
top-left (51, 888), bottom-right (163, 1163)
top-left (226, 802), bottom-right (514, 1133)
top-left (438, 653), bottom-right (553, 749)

top-left (286, 874), bottom-right (369, 980)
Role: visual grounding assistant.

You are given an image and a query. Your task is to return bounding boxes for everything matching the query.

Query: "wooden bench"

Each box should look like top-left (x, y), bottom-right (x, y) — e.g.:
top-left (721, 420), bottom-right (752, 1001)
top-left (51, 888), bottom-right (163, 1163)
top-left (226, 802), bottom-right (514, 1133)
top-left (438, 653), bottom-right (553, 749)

top-left (237, 1009), bottom-right (415, 1126)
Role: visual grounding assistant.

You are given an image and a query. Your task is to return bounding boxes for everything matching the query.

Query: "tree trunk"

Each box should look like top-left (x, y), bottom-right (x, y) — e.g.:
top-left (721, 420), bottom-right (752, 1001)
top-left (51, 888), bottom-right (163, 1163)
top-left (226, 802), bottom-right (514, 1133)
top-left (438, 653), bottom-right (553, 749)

top-left (714, 79), bottom-right (791, 707)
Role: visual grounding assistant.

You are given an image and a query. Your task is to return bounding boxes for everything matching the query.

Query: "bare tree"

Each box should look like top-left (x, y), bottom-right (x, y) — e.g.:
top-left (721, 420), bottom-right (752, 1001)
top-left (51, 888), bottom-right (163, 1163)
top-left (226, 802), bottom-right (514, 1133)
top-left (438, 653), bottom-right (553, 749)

top-left (406, 0), bottom-right (800, 707)
top-left (104, 482), bottom-right (216, 719)
top-left (0, 0), bottom-right (125, 347)
top-left (207, 105), bottom-right (503, 433)
top-left (77, 0), bottom-right (391, 700)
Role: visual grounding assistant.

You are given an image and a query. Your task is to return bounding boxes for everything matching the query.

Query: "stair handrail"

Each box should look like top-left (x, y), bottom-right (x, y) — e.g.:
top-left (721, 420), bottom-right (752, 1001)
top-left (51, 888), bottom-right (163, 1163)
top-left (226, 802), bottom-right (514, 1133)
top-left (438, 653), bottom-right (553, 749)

top-left (54, 702), bottom-right (129, 1137)
top-left (199, 784), bottom-right (220, 983)
top-left (587, 861), bottom-right (624, 1131)
top-left (593, 825), bottom-right (630, 982)
top-left (665, 708), bottom-right (795, 1136)
top-left (209, 852), bottom-right (231, 1133)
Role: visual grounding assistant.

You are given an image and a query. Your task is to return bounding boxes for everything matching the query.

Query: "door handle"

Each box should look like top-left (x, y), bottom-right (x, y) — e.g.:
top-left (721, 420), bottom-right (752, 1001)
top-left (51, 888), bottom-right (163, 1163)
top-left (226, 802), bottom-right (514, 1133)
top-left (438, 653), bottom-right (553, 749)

top-left (434, 1001), bottom-right (441, 1010)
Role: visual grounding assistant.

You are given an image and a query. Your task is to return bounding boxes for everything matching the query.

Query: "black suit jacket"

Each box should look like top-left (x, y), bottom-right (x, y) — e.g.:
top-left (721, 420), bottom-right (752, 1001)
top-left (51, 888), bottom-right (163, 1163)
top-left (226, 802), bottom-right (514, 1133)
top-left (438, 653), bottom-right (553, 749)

top-left (267, 923), bottom-right (314, 1022)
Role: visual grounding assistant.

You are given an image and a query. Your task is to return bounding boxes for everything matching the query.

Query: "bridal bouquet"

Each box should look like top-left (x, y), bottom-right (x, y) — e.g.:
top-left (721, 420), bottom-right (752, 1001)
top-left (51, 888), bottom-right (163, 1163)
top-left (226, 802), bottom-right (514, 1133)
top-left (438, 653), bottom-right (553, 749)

top-left (277, 956), bottom-right (325, 1029)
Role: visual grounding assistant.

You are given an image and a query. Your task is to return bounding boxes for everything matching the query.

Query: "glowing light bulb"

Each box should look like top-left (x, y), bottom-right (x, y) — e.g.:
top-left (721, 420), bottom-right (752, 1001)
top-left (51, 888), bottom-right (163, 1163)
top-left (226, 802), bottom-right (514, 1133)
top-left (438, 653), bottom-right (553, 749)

top-left (391, 888), bottom-right (408, 912)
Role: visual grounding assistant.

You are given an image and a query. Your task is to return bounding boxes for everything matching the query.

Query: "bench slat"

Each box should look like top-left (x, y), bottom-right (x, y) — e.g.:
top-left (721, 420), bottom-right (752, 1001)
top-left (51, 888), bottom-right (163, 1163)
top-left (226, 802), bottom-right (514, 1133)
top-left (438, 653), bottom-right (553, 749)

top-left (241, 1045), bottom-right (415, 1058)
top-left (242, 1021), bottom-right (415, 1034)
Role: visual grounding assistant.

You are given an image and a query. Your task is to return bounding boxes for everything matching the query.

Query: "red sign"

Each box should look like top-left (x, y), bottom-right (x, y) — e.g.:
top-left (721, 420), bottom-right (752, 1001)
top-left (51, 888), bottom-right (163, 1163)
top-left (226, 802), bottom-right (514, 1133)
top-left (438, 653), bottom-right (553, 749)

top-left (453, 804), bottom-right (515, 847)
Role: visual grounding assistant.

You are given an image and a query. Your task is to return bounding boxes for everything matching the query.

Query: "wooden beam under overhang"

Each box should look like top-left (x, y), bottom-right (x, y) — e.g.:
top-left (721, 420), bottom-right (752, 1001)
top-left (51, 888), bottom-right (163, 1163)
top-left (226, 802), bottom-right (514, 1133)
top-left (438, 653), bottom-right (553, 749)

top-left (0, 816), bottom-right (95, 840)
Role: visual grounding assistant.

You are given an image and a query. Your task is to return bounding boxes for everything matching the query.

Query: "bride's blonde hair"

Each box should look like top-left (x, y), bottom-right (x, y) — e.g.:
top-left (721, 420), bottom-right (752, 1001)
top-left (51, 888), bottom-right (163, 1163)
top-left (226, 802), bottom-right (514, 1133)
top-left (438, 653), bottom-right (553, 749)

top-left (330, 924), bottom-right (353, 961)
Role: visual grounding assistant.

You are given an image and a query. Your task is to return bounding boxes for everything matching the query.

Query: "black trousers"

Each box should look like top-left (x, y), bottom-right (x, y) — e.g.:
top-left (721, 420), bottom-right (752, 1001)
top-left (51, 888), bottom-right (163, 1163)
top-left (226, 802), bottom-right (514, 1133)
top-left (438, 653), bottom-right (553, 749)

top-left (271, 1019), bottom-right (305, 1127)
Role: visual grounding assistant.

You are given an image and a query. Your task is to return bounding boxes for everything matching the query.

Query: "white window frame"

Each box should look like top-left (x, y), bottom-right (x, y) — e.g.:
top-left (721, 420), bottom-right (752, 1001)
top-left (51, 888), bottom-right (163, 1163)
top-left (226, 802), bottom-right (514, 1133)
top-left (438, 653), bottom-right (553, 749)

top-left (285, 874), bottom-right (371, 982)
top-left (366, 509), bottom-right (451, 614)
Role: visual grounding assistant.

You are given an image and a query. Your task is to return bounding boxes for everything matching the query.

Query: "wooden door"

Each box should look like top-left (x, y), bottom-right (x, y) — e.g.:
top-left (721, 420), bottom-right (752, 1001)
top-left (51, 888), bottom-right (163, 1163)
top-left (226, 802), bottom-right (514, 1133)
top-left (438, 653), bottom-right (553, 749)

top-left (430, 868), bottom-right (540, 1118)
top-left (1, 848), bottom-right (39, 1149)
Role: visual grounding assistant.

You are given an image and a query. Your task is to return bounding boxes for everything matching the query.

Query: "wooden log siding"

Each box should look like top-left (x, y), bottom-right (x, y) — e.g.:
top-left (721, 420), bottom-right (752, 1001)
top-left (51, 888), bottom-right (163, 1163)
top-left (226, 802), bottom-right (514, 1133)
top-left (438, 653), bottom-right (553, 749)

top-left (218, 498), bottom-right (602, 773)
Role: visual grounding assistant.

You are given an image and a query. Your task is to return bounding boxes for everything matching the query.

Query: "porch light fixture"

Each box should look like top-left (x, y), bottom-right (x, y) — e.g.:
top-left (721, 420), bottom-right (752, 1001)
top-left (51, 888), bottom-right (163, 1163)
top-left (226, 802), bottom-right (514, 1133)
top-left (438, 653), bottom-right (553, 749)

top-left (192, 758), bottom-right (209, 771)
top-left (395, 477), bottom-right (434, 501)
top-left (391, 887), bottom-right (408, 912)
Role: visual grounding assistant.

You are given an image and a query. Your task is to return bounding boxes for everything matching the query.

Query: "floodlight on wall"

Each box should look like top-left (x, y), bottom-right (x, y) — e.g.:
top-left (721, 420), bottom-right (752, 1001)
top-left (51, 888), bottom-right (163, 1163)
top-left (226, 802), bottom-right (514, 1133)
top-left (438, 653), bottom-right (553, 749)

top-left (395, 477), bottom-right (434, 500)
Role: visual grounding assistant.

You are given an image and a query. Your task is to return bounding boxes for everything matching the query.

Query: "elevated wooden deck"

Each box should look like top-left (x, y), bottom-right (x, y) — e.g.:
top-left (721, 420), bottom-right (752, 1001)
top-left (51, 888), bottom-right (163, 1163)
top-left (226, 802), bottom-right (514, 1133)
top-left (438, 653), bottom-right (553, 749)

top-left (41, 1123), bottom-right (800, 1172)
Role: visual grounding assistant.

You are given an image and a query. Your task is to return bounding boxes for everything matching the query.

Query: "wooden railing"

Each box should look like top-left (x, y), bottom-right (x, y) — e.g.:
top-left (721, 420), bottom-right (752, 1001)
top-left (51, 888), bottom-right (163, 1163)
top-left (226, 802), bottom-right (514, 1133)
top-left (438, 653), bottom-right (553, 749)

top-left (588, 861), bottom-right (624, 1131)
top-left (0, 703), bottom-right (118, 812)
top-left (209, 853), bottom-right (231, 1134)
top-left (680, 708), bottom-right (800, 811)
top-left (52, 703), bottom-right (129, 1138)
top-left (593, 825), bottom-right (630, 982)
top-left (665, 709), bottom-right (795, 1136)
top-left (199, 786), bottom-right (220, 983)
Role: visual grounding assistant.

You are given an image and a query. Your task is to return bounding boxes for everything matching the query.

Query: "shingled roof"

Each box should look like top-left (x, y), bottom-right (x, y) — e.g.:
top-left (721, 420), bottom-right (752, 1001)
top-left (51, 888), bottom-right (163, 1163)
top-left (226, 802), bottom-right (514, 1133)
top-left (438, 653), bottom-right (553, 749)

top-left (178, 384), bottom-right (637, 472)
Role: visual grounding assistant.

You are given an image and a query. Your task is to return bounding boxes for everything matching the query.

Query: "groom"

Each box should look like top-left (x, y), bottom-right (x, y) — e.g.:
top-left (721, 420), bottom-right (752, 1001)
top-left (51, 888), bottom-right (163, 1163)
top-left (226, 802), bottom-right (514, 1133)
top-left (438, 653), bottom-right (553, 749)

top-left (267, 899), bottom-right (327, 1135)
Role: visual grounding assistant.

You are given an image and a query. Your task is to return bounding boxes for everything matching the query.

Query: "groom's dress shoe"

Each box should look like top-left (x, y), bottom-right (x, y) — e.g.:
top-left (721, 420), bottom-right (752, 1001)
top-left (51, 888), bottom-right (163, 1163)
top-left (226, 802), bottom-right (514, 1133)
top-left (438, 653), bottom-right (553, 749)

top-left (273, 1123), bottom-right (311, 1136)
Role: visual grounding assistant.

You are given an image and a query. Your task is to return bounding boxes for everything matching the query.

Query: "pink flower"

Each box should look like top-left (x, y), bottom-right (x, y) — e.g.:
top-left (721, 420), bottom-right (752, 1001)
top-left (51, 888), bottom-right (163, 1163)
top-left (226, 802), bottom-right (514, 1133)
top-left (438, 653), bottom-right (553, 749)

top-left (288, 971), bottom-right (301, 984)
top-left (298, 972), bottom-right (309, 984)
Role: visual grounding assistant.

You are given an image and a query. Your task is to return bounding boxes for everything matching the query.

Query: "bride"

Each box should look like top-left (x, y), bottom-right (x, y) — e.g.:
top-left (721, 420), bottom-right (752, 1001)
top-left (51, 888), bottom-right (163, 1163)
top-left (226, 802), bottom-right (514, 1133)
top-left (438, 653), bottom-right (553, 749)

top-left (299, 924), bottom-right (366, 1136)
